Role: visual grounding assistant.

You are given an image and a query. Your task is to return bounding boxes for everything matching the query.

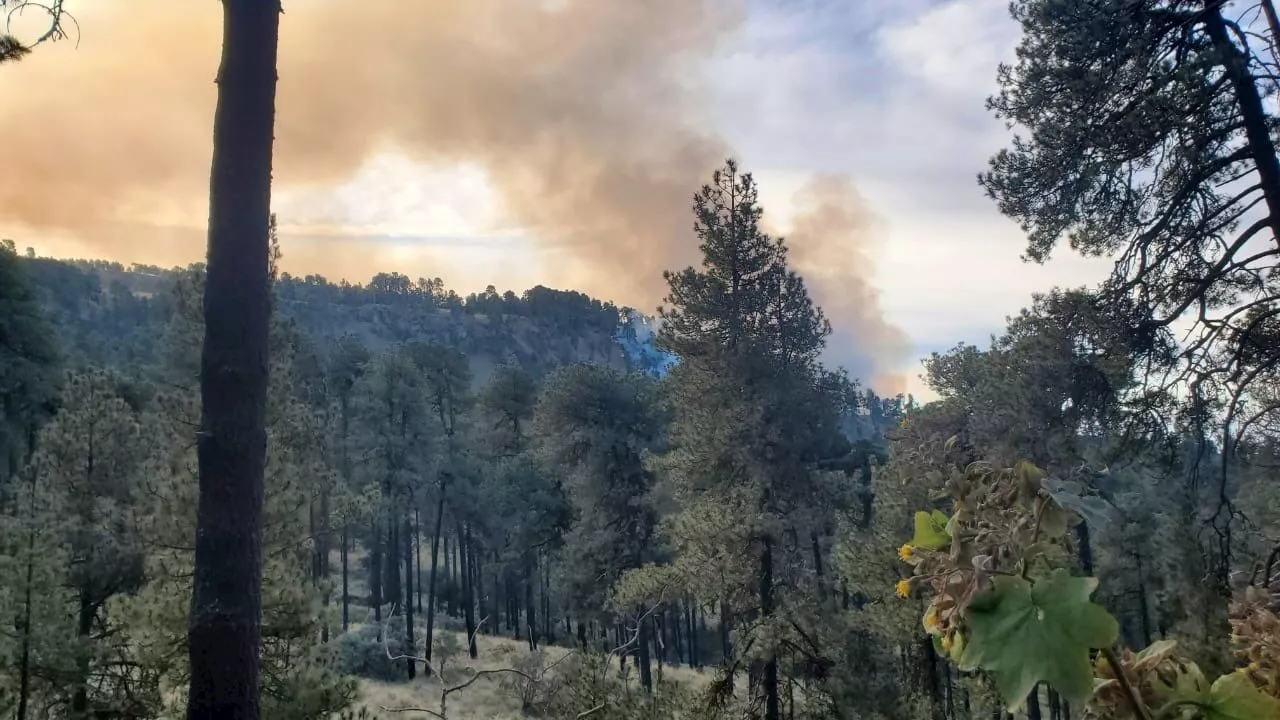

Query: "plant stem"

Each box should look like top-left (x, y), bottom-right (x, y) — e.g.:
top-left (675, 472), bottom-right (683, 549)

top-left (1102, 646), bottom-right (1154, 720)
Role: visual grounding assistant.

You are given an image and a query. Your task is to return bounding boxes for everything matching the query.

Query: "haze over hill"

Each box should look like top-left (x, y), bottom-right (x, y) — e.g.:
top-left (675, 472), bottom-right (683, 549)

top-left (0, 0), bottom-right (926, 391)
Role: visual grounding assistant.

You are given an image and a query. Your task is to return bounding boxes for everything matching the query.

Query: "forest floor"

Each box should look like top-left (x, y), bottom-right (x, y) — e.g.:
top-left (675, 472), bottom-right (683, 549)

top-left (348, 629), bottom-right (713, 719)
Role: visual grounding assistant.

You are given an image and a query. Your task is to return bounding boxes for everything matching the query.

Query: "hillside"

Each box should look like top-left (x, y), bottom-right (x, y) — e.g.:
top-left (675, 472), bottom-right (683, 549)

top-left (17, 256), bottom-right (651, 384)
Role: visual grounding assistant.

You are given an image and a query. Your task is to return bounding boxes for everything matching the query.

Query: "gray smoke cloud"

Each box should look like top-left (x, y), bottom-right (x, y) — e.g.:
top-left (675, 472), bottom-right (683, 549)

top-left (0, 0), bottom-right (907, 387)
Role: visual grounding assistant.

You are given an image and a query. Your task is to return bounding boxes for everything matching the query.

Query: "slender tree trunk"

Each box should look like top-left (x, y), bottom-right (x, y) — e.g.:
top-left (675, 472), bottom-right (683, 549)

top-left (638, 609), bottom-right (653, 692)
top-left (1075, 522), bottom-right (1094, 575)
top-left (371, 517), bottom-right (383, 633)
top-left (72, 589), bottom-right (94, 717)
top-left (403, 513), bottom-right (416, 679)
top-left (415, 508), bottom-right (422, 614)
top-left (687, 600), bottom-right (699, 668)
top-left (16, 520), bottom-right (35, 720)
top-left (1135, 551), bottom-right (1153, 647)
top-left (460, 520), bottom-right (477, 658)
top-left (577, 618), bottom-right (588, 649)
top-left (422, 478), bottom-right (448, 675)
top-left (761, 537), bottom-right (779, 720)
top-left (319, 481), bottom-right (331, 643)
top-left (524, 554), bottom-right (538, 651)
top-left (341, 522), bottom-right (350, 632)
top-left (385, 516), bottom-right (401, 615)
top-left (541, 549), bottom-right (552, 644)
top-left (443, 535), bottom-right (453, 617)
top-left (475, 546), bottom-right (488, 635)
top-left (720, 599), bottom-right (733, 687)
top-left (186, 2), bottom-right (279, 717)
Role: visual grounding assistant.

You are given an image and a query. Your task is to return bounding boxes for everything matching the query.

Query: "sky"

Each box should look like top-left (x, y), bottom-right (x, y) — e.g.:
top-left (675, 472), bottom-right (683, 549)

top-left (0, 0), bottom-right (1115, 398)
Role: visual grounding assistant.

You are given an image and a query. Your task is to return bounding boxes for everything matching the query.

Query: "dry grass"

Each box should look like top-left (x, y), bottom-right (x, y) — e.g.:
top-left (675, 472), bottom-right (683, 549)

top-left (344, 630), bottom-right (714, 719)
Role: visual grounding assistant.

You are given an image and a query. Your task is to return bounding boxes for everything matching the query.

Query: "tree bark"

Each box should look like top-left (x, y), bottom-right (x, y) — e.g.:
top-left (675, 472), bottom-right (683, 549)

top-left (638, 609), bottom-right (653, 692)
top-left (415, 508), bottom-right (422, 614)
top-left (72, 589), bottom-right (94, 717)
top-left (422, 477), bottom-right (448, 675)
top-left (1203, 1), bottom-right (1280, 242)
top-left (186, 2), bottom-right (279, 717)
top-left (761, 537), bottom-right (779, 720)
top-left (371, 517), bottom-right (383, 632)
top-left (524, 553), bottom-right (538, 651)
top-left (719, 599), bottom-right (733, 688)
top-left (403, 513), bottom-right (416, 679)
top-left (341, 522), bottom-right (349, 632)
top-left (460, 520), bottom-right (477, 658)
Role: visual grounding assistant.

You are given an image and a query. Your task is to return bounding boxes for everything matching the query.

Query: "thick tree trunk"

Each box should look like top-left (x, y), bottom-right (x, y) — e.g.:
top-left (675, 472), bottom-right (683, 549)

top-left (422, 478), bottom-right (447, 675)
top-left (1026, 686), bottom-right (1042, 720)
top-left (186, 2), bottom-right (279, 717)
top-left (761, 537), bottom-right (779, 720)
top-left (403, 514), bottom-right (416, 679)
top-left (1203, 1), bottom-right (1280, 242)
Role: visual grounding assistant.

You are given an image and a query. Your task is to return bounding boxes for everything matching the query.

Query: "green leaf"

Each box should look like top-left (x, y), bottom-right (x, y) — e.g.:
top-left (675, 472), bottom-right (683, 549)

top-left (961, 569), bottom-right (1119, 711)
top-left (1043, 477), bottom-right (1116, 528)
top-left (911, 510), bottom-right (951, 550)
top-left (1200, 672), bottom-right (1280, 720)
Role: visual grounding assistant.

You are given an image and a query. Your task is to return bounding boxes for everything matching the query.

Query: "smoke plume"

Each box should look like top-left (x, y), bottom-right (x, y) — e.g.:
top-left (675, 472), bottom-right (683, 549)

top-left (786, 176), bottom-right (910, 393)
top-left (0, 0), bottom-right (907, 386)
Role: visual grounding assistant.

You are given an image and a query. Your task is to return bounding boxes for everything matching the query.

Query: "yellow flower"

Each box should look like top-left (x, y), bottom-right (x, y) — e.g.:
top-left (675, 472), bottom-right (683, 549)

top-left (895, 579), bottom-right (910, 599)
top-left (924, 611), bottom-right (939, 630)
top-left (898, 544), bottom-right (914, 562)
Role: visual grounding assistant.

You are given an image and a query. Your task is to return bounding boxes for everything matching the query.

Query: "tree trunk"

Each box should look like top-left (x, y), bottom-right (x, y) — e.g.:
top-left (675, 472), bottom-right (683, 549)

top-left (687, 600), bottom-right (699, 668)
top-left (415, 508), bottom-right (422, 614)
top-left (403, 513), bottom-right (416, 679)
top-left (1026, 686), bottom-right (1042, 720)
top-left (1136, 551), bottom-right (1153, 647)
top-left (1075, 522), bottom-right (1094, 575)
top-left (186, 2), bottom-right (279, 717)
top-left (443, 535), bottom-right (453, 617)
top-left (423, 478), bottom-right (448, 676)
top-left (638, 609), bottom-right (653, 692)
top-left (341, 522), bottom-right (350, 632)
top-left (319, 481), bottom-right (331, 643)
top-left (541, 549), bottom-right (552, 644)
top-left (385, 516), bottom-right (401, 615)
top-left (720, 599), bottom-right (733, 687)
top-left (761, 537), bottom-right (779, 720)
top-left (460, 520), bottom-right (477, 658)
top-left (72, 589), bottom-right (94, 717)
top-left (524, 554), bottom-right (538, 651)
top-left (475, 546), bottom-right (488, 635)
top-left (1203, 1), bottom-right (1280, 242)
top-left (16, 521), bottom-right (35, 720)
top-left (371, 517), bottom-right (383, 633)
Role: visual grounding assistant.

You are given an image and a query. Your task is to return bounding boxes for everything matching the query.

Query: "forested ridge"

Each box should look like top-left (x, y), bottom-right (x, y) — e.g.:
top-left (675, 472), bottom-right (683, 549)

top-left (7, 0), bottom-right (1280, 719)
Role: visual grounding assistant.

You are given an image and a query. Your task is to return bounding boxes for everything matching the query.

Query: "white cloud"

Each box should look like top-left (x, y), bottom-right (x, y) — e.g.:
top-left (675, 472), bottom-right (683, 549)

top-left (875, 0), bottom-right (1019, 99)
